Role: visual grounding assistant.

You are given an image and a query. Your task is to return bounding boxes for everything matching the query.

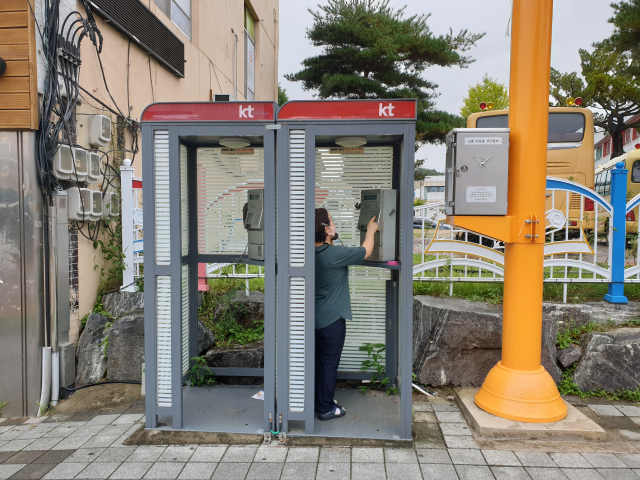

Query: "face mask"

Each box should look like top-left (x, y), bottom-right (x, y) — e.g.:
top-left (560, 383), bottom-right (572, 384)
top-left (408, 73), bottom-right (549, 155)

top-left (325, 224), bottom-right (339, 241)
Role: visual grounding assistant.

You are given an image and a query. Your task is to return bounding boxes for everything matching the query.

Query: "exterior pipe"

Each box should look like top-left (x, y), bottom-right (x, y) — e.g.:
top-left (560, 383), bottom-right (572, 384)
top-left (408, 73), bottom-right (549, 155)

top-left (48, 203), bottom-right (60, 406)
top-left (37, 347), bottom-right (52, 416)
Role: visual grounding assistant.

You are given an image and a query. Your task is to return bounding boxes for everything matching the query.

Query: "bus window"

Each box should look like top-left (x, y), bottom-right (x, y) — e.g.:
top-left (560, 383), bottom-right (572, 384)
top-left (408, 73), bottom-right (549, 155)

top-left (604, 170), bottom-right (611, 196)
top-left (476, 115), bottom-right (508, 129)
top-left (595, 173), bottom-right (601, 194)
top-left (632, 160), bottom-right (640, 183)
top-left (476, 113), bottom-right (585, 143)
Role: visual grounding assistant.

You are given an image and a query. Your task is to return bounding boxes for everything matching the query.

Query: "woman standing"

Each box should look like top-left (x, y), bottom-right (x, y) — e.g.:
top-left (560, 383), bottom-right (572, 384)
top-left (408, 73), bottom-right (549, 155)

top-left (314, 208), bottom-right (379, 420)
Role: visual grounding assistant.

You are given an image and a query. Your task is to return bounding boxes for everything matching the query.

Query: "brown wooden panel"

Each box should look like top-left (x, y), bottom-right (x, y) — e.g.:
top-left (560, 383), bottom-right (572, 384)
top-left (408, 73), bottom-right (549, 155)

top-left (0, 0), bottom-right (29, 12)
top-left (0, 110), bottom-right (30, 129)
top-left (0, 27), bottom-right (28, 44)
top-left (3, 61), bottom-right (29, 76)
top-left (0, 44), bottom-right (29, 60)
top-left (26, 0), bottom-right (37, 129)
top-left (0, 76), bottom-right (30, 93)
top-left (0, 94), bottom-right (29, 109)
top-left (0, 11), bottom-right (27, 28)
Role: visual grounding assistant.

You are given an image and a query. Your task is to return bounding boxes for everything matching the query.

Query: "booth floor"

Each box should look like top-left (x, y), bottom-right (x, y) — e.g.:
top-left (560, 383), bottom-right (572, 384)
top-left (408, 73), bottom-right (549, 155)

top-left (288, 387), bottom-right (402, 440)
top-left (158, 385), bottom-right (265, 434)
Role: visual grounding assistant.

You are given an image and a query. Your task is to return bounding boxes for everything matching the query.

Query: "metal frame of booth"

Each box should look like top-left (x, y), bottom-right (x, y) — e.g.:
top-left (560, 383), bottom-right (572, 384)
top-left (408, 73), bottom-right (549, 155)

top-left (141, 102), bottom-right (277, 433)
top-left (275, 100), bottom-right (417, 440)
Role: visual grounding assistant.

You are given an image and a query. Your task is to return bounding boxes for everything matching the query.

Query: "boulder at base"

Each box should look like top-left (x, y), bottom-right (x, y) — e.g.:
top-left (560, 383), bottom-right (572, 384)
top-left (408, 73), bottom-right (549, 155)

top-left (106, 312), bottom-right (145, 382)
top-left (413, 296), bottom-right (561, 387)
top-left (206, 340), bottom-right (264, 385)
top-left (557, 345), bottom-right (582, 369)
top-left (213, 291), bottom-right (264, 329)
top-left (574, 328), bottom-right (640, 392)
top-left (101, 291), bottom-right (144, 317)
top-left (198, 320), bottom-right (215, 355)
top-left (75, 312), bottom-right (110, 385)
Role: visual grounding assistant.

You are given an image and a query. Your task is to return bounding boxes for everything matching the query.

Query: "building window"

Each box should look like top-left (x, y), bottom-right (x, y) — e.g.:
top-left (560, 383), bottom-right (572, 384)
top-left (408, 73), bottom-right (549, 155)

top-left (595, 146), bottom-right (602, 161)
top-left (156, 0), bottom-right (191, 39)
top-left (244, 4), bottom-right (256, 101)
top-left (426, 186), bottom-right (445, 193)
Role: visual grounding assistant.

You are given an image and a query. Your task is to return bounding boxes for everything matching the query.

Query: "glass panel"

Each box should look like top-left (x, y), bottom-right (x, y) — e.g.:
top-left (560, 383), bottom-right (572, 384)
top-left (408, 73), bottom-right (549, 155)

top-left (476, 113), bottom-right (586, 143)
top-left (632, 161), bottom-right (640, 184)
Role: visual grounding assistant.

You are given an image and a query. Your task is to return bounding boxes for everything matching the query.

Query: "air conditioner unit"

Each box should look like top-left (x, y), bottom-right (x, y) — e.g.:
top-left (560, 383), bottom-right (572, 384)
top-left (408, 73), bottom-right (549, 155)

top-left (67, 187), bottom-right (92, 222)
top-left (86, 152), bottom-right (101, 184)
top-left (104, 192), bottom-right (120, 217)
top-left (72, 147), bottom-right (88, 182)
top-left (213, 93), bottom-right (237, 102)
top-left (89, 190), bottom-right (103, 221)
top-left (90, 115), bottom-right (111, 146)
top-left (53, 145), bottom-right (74, 180)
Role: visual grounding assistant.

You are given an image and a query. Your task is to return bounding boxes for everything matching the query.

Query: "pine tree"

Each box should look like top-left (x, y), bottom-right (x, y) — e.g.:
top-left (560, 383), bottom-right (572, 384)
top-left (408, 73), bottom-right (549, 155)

top-left (285, 0), bottom-right (484, 149)
top-left (605, 0), bottom-right (640, 76)
top-left (460, 74), bottom-right (509, 118)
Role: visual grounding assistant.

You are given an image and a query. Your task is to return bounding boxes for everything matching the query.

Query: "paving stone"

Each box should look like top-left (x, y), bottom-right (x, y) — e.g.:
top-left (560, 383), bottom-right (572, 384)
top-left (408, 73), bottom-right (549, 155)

top-left (144, 462), bottom-right (185, 479)
top-left (588, 405), bottom-right (623, 417)
top-left (561, 468), bottom-right (606, 480)
top-left (42, 462), bottom-right (88, 479)
top-left (482, 450), bottom-right (521, 467)
top-left (253, 445), bottom-right (287, 463)
top-left (420, 463), bottom-right (459, 480)
top-left (22, 418), bottom-right (47, 426)
top-left (67, 412), bottom-right (99, 422)
top-left (596, 468), bottom-right (640, 480)
top-left (413, 412), bottom-right (438, 423)
top-left (42, 425), bottom-right (80, 438)
top-left (444, 436), bottom-right (479, 449)
top-left (71, 424), bottom-right (106, 437)
top-left (316, 462), bottom-right (350, 480)
top-left (352, 447), bottom-right (383, 463)
top-left (515, 452), bottom-right (556, 468)
top-left (190, 446), bottom-right (227, 463)
top-left (87, 415), bottom-right (121, 426)
top-left (177, 462), bottom-right (216, 479)
top-left (618, 454), bottom-right (640, 468)
top-left (352, 463), bottom-right (387, 479)
top-left (99, 406), bottom-right (130, 415)
top-left (220, 445), bottom-right (257, 463)
top-left (23, 438), bottom-right (61, 451)
top-left (10, 427), bottom-right (33, 433)
top-left (95, 446), bottom-right (135, 462)
top-left (3, 450), bottom-right (46, 464)
top-left (319, 447), bottom-right (350, 463)
top-left (0, 428), bottom-right (11, 435)
top-left (0, 440), bottom-right (35, 452)
top-left (491, 466), bottom-right (531, 479)
top-left (449, 449), bottom-right (486, 465)
top-left (210, 462), bottom-right (249, 480)
top-left (113, 414), bottom-right (145, 425)
top-left (455, 464), bottom-right (495, 480)
top-left (280, 462), bottom-right (316, 479)
top-left (75, 461), bottom-right (121, 479)
top-left (0, 432), bottom-right (23, 442)
top-left (413, 403), bottom-right (434, 412)
top-left (551, 453), bottom-right (592, 468)
top-left (1, 419), bottom-right (26, 427)
top-left (620, 430), bottom-right (640, 440)
top-left (78, 435), bottom-right (118, 449)
top-left (246, 462), bottom-right (283, 479)
top-left (526, 467), bottom-right (569, 480)
top-left (385, 448), bottom-right (417, 464)
top-left (386, 463), bottom-right (423, 479)
top-left (432, 404), bottom-right (461, 412)
top-left (33, 450), bottom-right (75, 464)
top-left (630, 418), bottom-right (640, 426)
top-left (285, 447), bottom-right (319, 463)
top-left (617, 407), bottom-right (640, 417)
top-left (435, 412), bottom-right (466, 423)
top-left (41, 415), bottom-right (72, 425)
top-left (0, 464), bottom-right (25, 479)
top-left (581, 453), bottom-right (629, 469)
top-left (9, 462), bottom-right (55, 479)
top-left (416, 448), bottom-right (451, 464)
top-left (126, 446), bottom-right (167, 463)
top-left (0, 452), bottom-right (15, 463)
top-left (63, 447), bottom-right (105, 463)
top-left (16, 430), bottom-right (47, 440)
top-left (110, 462), bottom-right (153, 479)
top-left (124, 404), bottom-right (147, 415)
top-left (158, 446), bottom-right (197, 463)
top-left (440, 423), bottom-right (473, 436)
top-left (50, 435), bottom-right (88, 450)
top-left (99, 424), bottom-right (132, 437)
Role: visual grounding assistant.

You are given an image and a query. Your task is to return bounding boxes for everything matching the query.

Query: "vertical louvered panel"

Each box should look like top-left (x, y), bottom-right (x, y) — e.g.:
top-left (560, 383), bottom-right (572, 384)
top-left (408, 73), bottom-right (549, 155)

top-left (289, 131), bottom-right (306, 267)
top-left (180, 144), bottom-right (188, 256)
top-left (181, 265), bottom-right (189, 376)
top-left (155, 131), bottom-right (171, 265)
top-left (196, 147), bottom-right (264, 254)
top-left (289, 277), bottom-right (305, 412)
top-left (156, 276), bottom-right (172, 407)
top-left (315, 147), bottom-right (393, 371)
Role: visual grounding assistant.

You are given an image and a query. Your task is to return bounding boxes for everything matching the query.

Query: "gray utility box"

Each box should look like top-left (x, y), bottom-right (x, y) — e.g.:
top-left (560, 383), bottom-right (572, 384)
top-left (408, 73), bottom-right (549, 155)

top-left (244, 189), bottom-right (265, 260)
top-left (357, 188), bottom-right (397, 262)
top-left (445, 128), bottom-right (510, 216)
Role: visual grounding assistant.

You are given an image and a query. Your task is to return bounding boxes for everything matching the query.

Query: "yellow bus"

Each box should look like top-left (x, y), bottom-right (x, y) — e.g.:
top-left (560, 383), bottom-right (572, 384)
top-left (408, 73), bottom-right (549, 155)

top-left (467, 107), bottom-right (595, 229)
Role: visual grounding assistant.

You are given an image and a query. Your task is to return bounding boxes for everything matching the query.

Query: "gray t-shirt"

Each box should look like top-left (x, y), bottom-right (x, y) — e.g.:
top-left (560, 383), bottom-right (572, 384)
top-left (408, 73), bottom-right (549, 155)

top-left (314, 244), bottom-right (366, 330)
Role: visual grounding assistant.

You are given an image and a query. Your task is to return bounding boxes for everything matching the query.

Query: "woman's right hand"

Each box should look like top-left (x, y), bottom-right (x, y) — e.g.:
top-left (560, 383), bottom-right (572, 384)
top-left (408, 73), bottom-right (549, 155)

top-left (367, 216), bottom-right (379, 235)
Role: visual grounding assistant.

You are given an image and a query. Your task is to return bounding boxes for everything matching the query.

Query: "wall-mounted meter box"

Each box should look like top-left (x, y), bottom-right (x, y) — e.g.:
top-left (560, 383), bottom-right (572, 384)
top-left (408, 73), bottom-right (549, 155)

top-left (89, 190), bottom-right (103, 221)
top-left (53, 145), bottom-right (73, 180)
top-left (104, 192), bottom-right (120, 217)
top-left (90, 115), bottom-right (111, 147)
top-left (72, 147), bottom-right (88, 182)
top-left (243, 189), bottom-right (264, 260)
top-left (445, 128), bottom-right (510, 216)
top-left (68, 187), bottom-right (92, 222)
top-left (86, 152), bottom-right (101, 184)
top-left (357, 188), bottom-right (397, 262)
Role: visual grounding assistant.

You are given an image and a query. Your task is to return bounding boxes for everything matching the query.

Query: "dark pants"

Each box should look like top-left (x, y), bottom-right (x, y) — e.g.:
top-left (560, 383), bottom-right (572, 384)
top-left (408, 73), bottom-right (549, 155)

top-left (315, 319), bottom-right (346, 415)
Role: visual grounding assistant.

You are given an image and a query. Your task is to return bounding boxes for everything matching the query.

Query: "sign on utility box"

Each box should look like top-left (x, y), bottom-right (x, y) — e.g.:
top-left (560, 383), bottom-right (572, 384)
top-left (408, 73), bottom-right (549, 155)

top-left (445, 128), bottom-right (510, 216)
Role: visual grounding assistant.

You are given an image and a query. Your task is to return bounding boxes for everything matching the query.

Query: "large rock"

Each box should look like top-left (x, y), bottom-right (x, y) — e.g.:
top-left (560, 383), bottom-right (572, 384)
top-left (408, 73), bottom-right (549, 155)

top-left (574, 328), bottom-right (640, 392)
top-left (106, 312), bottom-right (144, 382)
top-left (557, 345), bottom-right (582, 368)
top-left (101, 291), bottom-right (144, 317)
top-left (543, 302), bottom-right (640, 328)
top-left (213, 291), bottom-right (264, 329)
top-left (413, 296), bottom-right (561, 387)
top-left (75, 312), bottom-right (110, 385)
top-left (206, 340), bottom-right (264, 385)
top-left (197, 320), bottom-right (215, 355)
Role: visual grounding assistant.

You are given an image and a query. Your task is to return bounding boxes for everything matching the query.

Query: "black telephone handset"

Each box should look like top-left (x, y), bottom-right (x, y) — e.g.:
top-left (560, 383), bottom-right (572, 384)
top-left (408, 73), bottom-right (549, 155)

top-left (242, 202), bottom-right (249, 229)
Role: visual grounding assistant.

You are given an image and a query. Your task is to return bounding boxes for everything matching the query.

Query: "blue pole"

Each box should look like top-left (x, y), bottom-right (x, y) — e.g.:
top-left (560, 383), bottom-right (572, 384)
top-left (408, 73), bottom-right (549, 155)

top-left (604, 161), bottom-right (629, 304)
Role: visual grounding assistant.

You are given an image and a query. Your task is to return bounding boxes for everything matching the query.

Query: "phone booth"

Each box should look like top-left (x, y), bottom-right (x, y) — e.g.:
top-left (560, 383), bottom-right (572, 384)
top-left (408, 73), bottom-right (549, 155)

top-left (141, 102), bottom-right (277, 434)
top-left (275, 100), bottom-right (416, 440)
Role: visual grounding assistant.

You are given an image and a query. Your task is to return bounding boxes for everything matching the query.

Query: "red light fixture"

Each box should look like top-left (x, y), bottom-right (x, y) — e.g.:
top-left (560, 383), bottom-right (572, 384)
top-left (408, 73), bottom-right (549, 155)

top-left (627, 211), bottom-right (636, 222)
top-left (584, 198), bottom-right (594, 212)
top-left (479, 102), bottom-right (487, 110)
top-left (575, 97), bottom-right (583, 106)
top-left (635, 143), bottom-right (640, 149)
top-left (570, 221), bottom-right (577, 226)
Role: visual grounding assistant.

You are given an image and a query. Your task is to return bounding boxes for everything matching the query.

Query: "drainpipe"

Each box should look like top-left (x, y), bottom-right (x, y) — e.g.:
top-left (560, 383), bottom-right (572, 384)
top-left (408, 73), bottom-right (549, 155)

top-left (231, 28), bottom-right (238, 99)
top-left (48, 203), bottom-right (60, 407)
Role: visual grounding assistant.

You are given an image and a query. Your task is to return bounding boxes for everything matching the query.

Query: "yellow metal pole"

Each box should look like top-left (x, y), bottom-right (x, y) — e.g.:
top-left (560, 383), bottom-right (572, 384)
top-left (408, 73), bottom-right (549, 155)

top-left (474, 0), bottom-right (568, 422)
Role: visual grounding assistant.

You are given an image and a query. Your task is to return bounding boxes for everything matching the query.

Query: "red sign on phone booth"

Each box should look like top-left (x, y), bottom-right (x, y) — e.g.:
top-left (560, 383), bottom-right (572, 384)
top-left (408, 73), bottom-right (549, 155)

top-left (141, 102), bottom-right (276, 122)
top-left (277, 99), bottom-right (416, 121)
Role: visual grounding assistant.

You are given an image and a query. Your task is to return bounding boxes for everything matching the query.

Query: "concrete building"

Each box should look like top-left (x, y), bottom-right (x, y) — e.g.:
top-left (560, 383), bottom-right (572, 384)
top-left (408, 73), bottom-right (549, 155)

top-left (595, 116), bottom-right (640, 168)
top-left (415, 175), bottom-right (445, 204)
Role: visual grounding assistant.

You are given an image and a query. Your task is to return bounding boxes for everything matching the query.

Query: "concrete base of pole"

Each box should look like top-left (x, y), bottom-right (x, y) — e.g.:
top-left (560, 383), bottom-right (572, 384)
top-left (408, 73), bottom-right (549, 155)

top-left (475, 361), bottom-right (567, 423)
top-left (458, 388), bottom-right (606, 441)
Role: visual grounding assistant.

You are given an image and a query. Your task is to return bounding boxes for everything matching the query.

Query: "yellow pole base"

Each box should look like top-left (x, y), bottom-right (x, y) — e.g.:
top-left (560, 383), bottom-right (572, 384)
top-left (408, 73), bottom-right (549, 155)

top-left (475, 361), bottom-right (568, 423)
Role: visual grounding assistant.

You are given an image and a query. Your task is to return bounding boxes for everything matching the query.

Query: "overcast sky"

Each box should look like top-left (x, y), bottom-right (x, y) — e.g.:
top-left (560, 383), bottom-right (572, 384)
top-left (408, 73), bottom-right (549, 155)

top-left (278, 0), bottom-right (615, 171)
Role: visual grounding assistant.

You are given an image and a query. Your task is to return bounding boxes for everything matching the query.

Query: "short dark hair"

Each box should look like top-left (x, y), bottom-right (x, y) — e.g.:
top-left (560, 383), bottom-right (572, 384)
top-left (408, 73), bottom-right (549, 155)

top-left (315, 208), bottom-right (330, 243)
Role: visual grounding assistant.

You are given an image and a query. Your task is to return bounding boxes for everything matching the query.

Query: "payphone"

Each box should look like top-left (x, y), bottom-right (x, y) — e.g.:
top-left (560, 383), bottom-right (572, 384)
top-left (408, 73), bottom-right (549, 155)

top-left (445, 128), bottom-right (510, 216)
top-left (243, 188), bottom-right (265, 260)
top-left (356, 188), bottom-right (397, 262)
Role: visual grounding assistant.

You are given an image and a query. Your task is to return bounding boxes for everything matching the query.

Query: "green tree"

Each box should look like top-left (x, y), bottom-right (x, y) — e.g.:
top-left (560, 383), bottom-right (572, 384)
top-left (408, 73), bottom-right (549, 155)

top-left (460, 74), bottom-right (509, 118)
top-left (414, 158), bottom-right (441, 180)
top-left (604, 0), bottom-right (640, 75)
top-left (285, 0), bottom-right (484, 149)
top-left (550, 44), bottom-right (640, 158)
top-left (278, 83), bottom-right (289, 106)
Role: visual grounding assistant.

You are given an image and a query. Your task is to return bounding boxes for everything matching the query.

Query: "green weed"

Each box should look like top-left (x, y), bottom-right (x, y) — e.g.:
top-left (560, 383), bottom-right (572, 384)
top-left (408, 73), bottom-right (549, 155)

top-left (0, 401), bottom-right (7, 417)
top-left (359, 343), bottom-right (397, 395)
top-left (188, 356), bottom-right (216, 387)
